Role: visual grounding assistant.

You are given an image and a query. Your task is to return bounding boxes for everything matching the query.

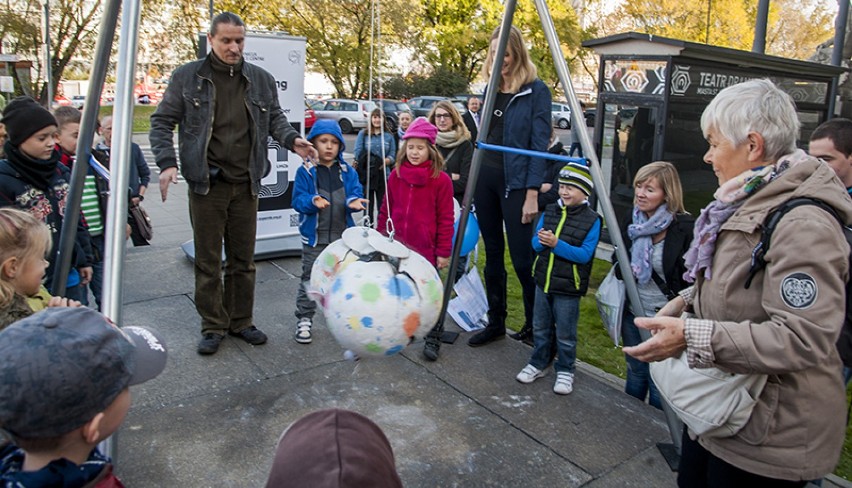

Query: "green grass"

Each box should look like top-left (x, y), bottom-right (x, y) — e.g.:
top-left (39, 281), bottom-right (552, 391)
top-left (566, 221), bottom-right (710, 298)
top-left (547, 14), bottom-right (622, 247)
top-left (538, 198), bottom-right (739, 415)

top-left (837, 390), bottom-right (852, 479)
top-left (98, 105), bottom-right (157, 133)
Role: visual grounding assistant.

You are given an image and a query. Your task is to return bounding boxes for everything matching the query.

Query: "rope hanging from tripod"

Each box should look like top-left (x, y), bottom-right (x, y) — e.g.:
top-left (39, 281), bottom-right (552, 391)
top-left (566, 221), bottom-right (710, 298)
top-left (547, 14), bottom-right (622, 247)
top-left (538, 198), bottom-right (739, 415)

top-left (363, 0), bottom-right (396, 240)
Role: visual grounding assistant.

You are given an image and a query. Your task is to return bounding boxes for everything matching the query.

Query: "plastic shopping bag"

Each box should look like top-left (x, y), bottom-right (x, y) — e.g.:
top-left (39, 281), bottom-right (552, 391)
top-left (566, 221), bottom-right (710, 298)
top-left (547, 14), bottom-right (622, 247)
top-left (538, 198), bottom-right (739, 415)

top-left (595, 266), bottom-right (625, 346)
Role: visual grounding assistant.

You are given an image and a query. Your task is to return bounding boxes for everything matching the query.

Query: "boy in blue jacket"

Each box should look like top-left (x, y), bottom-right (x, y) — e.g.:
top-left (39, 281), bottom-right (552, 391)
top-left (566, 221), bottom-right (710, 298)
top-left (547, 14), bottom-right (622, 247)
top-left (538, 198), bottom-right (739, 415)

top-left (292, 120), bottom-right (367, 344)
top-left (515, 163), bottom-right (601, 395)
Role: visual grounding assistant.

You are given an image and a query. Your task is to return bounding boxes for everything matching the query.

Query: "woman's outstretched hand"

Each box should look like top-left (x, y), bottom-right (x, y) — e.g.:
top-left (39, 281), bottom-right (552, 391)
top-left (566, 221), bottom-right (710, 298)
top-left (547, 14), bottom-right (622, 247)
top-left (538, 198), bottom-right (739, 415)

top-left (622, 316), bottom-right (687, 362)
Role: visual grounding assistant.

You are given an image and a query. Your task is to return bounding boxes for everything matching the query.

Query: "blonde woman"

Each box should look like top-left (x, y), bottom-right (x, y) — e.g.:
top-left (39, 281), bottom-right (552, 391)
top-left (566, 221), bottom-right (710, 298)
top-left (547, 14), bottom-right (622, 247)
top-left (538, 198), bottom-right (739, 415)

top-left (469, 25), bottom-right (552, 347)
top-left (615, 162), bottom-right (693, 409)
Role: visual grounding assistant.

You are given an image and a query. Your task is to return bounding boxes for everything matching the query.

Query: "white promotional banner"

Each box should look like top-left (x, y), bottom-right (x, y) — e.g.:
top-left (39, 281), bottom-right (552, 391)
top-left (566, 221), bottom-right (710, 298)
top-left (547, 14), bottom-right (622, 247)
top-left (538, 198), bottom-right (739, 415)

top-left (243, 32), bottom-right (306, 255)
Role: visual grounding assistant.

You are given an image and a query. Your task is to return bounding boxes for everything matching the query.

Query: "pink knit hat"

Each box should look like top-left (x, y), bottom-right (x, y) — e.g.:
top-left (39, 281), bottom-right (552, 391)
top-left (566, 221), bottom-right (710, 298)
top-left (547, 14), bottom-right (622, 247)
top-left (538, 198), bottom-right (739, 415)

top-left (402, 117), bottom-right (437, 145)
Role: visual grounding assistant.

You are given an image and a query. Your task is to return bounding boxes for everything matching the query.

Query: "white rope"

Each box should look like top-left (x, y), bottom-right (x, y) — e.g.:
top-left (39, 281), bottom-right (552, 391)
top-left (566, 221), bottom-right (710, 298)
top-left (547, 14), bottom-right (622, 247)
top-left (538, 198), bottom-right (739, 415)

top-left (374, 0), bottom-right (393, 239)
top-left (362, 0), bottom-right (395, 239)
top-left (362, 0), bottom-right (377, 228)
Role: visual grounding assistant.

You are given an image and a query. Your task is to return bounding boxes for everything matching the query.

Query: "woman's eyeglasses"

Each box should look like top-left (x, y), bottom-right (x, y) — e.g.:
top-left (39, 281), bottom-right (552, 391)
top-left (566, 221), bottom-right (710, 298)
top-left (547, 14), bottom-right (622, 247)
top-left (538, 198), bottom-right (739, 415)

top-left (434, 113), bottom-right (452, 120)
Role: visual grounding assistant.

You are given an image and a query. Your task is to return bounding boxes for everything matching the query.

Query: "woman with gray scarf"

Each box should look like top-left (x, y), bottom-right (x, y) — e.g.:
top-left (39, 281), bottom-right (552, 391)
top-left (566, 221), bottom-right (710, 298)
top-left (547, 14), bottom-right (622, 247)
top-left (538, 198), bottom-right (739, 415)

top-left (428, 100), bottom-right (472, 203)
top-left (625, 79), bottom-right (849, 486)
top-left (615, 161), bottom-right (693, 410)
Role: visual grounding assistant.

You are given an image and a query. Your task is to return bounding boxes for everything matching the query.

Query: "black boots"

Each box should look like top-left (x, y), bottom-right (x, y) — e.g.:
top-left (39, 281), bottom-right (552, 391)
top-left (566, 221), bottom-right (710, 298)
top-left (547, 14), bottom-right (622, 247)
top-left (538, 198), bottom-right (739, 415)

top-left (468, 324), bottom-right (506, 347)
top-left (508, 325), bottom-right (534, 347)
top-left (423, 331), bottom-right (441, 361)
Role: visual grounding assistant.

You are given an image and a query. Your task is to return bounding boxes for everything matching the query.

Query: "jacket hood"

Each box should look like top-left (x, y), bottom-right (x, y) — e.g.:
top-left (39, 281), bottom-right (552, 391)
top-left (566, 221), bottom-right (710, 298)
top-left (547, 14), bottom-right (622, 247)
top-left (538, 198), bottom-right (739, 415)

top-left (730, 150), bottom-right (852, 230)
top-left (265, 409), bottom-right (403, 488)
top-left (307, 120), bottom-right (346, 162)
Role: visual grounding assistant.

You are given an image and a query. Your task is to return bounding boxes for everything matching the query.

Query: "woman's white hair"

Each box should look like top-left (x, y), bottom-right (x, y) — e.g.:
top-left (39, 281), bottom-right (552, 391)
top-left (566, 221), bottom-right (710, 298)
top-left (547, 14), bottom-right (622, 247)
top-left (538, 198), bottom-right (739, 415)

top-left (700, 79), bottom-right (800, 163)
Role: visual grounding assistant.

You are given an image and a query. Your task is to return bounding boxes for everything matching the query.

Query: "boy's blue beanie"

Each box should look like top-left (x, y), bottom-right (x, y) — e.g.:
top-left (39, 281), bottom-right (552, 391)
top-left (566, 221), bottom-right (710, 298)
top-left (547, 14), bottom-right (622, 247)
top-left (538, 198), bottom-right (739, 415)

top-left (306, 119), bottom-right (346, 156)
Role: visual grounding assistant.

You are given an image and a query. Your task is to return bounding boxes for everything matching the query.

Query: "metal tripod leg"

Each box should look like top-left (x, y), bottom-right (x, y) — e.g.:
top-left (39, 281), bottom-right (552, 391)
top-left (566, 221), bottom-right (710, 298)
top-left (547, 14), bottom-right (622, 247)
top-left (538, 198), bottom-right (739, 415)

top-left (69, 0), bottom-right (142, 464)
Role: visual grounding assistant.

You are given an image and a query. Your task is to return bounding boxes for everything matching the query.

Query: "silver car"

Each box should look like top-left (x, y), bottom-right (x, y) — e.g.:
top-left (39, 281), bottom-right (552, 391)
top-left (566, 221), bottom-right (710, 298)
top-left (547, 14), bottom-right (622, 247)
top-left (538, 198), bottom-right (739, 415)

top-left (552, 102), bottom-right (572, 129)
top-left (312, 98), bottom-right (377, 134)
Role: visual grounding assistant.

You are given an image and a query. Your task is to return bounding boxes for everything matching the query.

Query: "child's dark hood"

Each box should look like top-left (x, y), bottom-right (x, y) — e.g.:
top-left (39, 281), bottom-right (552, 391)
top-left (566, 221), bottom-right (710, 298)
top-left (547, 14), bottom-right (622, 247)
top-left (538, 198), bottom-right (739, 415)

top-left (265, 409), bottom-right (403, 488)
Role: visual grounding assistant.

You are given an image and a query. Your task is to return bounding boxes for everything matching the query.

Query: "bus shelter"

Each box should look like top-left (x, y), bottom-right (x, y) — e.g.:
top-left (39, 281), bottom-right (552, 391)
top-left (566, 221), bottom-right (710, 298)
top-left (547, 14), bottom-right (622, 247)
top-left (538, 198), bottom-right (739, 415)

top-left (581, 32), bottom-right (845, 222)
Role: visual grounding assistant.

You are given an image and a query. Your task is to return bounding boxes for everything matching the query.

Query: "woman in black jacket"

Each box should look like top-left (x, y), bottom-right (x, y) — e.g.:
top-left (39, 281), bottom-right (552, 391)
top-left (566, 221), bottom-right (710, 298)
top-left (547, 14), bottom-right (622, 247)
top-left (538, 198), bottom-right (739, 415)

top-left (428, 100), bottom-right (472, 204)
top-left (615, 161), bottom-right (693, 408)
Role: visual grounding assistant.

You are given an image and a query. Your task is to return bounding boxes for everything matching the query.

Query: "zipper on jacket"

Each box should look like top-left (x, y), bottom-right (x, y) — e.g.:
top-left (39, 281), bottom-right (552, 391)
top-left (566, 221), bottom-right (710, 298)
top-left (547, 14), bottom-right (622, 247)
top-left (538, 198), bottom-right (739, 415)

top-left (243, 73), bottom-right (257, 185)
top-left (502, 86), bottom-right (534, 198)
top-left (543, 203), bottom-right (568, 293)
top-left (325, 166), bottom-right (335, 240)
top-left (197, 72), bottom-right (215, 188)
top-left (229, 65), bottom-right (234, 77)
top-left (573, 265), bottom-right (580, 290)
top-left (310, 166), bottom-right (319, 247)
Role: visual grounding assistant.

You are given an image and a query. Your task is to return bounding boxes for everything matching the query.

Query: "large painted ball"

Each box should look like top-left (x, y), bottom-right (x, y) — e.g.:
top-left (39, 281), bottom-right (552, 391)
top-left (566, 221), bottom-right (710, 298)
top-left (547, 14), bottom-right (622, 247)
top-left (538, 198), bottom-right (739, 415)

top-left (323, 260), bottom-right (424, 357)
top-left (398, 250), bottom-right (444, 335)
top-left (310, 239), bottom-right (361, 298)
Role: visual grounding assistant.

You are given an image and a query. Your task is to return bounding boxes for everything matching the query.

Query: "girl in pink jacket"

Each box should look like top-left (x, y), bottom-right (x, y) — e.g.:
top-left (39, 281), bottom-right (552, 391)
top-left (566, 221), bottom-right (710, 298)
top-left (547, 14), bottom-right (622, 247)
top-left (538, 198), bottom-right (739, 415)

top-left (377, 117), bottom-right (454, 269)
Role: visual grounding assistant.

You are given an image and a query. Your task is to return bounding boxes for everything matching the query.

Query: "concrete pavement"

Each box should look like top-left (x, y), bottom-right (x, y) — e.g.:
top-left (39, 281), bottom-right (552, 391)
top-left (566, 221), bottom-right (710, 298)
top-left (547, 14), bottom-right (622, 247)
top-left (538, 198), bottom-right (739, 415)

top-left (112, 135), bottom-right (846, 487)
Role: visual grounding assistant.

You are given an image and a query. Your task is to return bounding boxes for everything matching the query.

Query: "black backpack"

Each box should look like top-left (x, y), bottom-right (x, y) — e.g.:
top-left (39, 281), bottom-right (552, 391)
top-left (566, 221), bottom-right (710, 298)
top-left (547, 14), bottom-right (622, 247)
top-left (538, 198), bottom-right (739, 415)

top-left (745, 197), bottom-right (852, 367)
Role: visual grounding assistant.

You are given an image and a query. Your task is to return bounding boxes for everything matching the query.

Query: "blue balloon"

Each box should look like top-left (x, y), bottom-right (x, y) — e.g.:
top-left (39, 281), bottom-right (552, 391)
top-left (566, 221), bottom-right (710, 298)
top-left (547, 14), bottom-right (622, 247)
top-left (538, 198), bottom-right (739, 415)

top-left (453, 212), bottom-right (480, 257)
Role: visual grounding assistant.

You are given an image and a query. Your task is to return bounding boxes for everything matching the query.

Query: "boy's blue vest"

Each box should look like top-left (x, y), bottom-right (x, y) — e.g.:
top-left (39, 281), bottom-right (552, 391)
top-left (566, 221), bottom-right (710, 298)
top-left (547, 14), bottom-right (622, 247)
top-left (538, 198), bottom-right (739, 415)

top-left (533, 202), bottom-right (599, 295)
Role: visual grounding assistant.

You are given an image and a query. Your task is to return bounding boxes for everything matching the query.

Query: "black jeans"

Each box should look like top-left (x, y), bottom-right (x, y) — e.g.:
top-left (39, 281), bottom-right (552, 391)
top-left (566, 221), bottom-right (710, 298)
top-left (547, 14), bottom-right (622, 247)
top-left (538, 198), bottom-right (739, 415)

top-left (473, 164), bottom-right (536, 329)
top-left (678, 428), bottom-right (806, 488)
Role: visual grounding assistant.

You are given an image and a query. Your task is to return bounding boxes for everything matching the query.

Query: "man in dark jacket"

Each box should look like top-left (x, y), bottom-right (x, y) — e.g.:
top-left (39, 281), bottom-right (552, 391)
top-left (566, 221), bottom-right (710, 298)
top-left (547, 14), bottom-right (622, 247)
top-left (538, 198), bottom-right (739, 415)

top-left (462, 97), bottom-right (481, 142)
top-left (150, 12), bottom-right (317, 355)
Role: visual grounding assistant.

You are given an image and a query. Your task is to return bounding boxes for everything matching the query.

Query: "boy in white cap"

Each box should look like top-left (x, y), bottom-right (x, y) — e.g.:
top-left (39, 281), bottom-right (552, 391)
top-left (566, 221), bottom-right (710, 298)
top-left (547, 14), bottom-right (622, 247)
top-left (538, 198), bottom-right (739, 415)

top-left (515, 162), bottom-right (601, 395)
top-left (0, 307), bottom-right (168, 487)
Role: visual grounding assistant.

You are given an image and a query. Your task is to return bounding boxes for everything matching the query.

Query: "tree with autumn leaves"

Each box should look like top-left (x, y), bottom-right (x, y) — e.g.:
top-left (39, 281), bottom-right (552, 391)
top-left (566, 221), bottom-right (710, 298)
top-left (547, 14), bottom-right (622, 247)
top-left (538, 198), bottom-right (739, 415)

top-left (0, 0), bottom-right (842, 102)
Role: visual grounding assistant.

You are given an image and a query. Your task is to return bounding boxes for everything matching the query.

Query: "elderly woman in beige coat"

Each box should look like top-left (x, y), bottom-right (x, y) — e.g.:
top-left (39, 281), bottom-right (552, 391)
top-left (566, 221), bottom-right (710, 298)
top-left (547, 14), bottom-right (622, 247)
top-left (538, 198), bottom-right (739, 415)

top-left (625, 79), bottom-right (850, 486)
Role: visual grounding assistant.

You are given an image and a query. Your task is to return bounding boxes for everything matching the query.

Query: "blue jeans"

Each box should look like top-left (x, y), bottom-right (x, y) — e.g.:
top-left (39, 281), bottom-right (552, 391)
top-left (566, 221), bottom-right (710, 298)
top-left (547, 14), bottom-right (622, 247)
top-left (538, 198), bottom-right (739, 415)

top-left (622, 309), bottom-right (662, 409)
top-left (568, 142), bottom-right (583, 158)
top-left (529, 287), bottom-right (579, 374)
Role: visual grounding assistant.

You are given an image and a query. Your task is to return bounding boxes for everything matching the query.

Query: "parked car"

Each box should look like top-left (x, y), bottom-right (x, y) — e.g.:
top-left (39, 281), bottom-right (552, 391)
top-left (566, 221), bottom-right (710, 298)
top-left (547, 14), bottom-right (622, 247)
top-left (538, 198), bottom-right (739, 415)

top-left (376, 99), bottom-right (411, 132)
top-left (584, 107), bottom-right (597, 127)
top-left (407, 96), bottom-right (447, 118)
top-left (304, 100), bottom-right (316, 131)
top-left (70, 95), bottom-right (87, 109)
top-left (449, 99), bottom-right (468, 115)
top-left (453, 93), bottom-right (481, 104)
top-left (552, 102), bottom-right (572, 129)
top-left (312, 98), bottom-right (376, 134)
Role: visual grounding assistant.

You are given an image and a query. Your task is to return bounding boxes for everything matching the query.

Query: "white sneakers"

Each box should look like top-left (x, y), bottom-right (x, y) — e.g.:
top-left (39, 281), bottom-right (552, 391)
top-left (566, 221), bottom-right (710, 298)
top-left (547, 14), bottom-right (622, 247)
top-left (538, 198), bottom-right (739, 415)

top-left (516, 364), bottom-right (545, 384)
top-left (295, 318), bottom-right (312, 344)
top-left (553, 372), bottom-right (574, 395)
top-left (516, 364), bottom-right (574, 395)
